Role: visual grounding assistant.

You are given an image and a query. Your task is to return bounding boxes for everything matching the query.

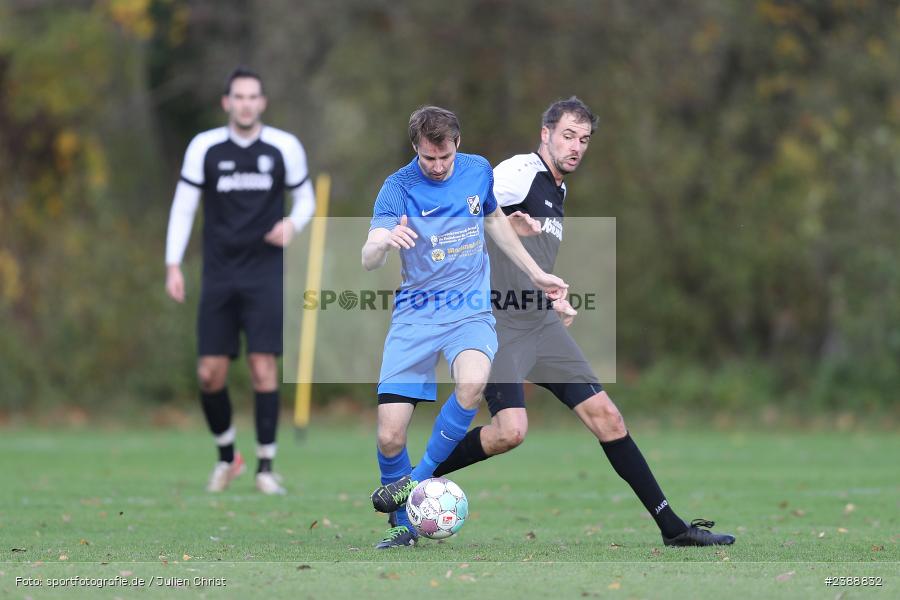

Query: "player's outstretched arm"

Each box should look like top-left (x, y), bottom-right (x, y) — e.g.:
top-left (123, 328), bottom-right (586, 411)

top-left (361, 215), bottom-right (418, 271)
top-left (484, 207), bottom-right (567, 299)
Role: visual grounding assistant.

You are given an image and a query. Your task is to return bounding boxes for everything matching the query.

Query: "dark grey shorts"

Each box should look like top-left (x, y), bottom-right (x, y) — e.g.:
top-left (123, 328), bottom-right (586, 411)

top-left (485, 315), bottom-right (602, 414)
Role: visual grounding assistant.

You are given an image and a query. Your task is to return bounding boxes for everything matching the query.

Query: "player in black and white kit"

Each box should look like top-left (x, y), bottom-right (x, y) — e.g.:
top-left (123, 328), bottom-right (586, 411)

top-left (165, 67), bottom-right (314, 495)
top-left (432, 97), bottom-right (735, 546)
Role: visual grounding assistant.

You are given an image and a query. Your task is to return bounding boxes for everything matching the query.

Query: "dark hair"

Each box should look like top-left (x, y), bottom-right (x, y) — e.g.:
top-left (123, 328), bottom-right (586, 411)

top-left (541, 96), bottom-right (597, 133)
top-left (224, 66), bottom-right (264, 96)
top-left (408, 106), bottom-right (460, 147)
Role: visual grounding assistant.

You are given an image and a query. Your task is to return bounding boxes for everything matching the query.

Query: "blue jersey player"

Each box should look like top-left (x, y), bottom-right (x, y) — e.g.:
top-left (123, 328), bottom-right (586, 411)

top-left (361, 106), bottom-right (567, 548)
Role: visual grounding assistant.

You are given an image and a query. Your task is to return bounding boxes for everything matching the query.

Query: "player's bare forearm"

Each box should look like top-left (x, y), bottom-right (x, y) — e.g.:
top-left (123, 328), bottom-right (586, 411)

top-left (362, 229), bottom-right (391, 271)
top-left (484, 209), bottom-right (542, 280)
top-left (363, 217), bottom-right (418, 270)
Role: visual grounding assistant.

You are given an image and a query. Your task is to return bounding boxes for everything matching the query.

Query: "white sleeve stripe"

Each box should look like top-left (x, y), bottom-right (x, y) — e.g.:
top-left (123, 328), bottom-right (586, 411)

top-left (261, 126), bottom-right (309, 190)
top-left (165, 181), bottom-right (201, 265)
top-left (286, 174), bottom-right (309, 189)
top-left (180, 127), bottom-right (227, 186)
top-left (179, 174), bottom-right (203, 187)
top-left (493, 154), bottom-right (540, 208)
top-left (288, 180), bottom-right (316, 232)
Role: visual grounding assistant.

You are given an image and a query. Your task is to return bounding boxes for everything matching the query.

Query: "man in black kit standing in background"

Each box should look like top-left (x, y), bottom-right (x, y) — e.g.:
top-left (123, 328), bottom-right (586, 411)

top-left (164, 67), bottom-right (315, 495)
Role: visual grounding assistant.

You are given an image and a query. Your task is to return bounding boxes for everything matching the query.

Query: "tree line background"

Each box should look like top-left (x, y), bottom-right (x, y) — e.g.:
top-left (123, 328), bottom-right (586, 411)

top-left (1, 0), bottom-right (898, 420)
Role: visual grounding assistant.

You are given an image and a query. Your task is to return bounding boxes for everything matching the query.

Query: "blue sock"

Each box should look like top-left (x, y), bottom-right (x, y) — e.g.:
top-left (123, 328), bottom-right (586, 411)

top-left (377, 448), bottom-right (413, 530)
top-left (411, 393), bottom-right (478, 483)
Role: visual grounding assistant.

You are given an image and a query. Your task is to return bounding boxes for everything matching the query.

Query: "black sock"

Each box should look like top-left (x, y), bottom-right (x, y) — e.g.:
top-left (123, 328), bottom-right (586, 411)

top-left (600, 433), bottom-right (687, 538)
top-left (433, 426), bottom-right (488, 477)
top-left (201, 388), bottom-right (234, 463)
top-left (254, 390), bottom-right (279, 444)
top-left (255, 390), bottom-right (279, 472)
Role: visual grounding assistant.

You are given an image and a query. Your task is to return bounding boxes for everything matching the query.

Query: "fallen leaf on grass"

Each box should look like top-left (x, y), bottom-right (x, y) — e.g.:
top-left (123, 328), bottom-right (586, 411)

top-left (837, 528), bottom-right (848, 534)
top-left (791, 509), bottom-right (805, 517)
top-left (11, 548), bottom-right (26, 553)
top-left (609, 543), bottom-right (622, 549)
top-left (58, 554), bottom-right (68, 561)
top-left (445, 569), bottom-right (452, 579)
top-left (775, 571), bottom-right (795, 582)
top-left (817, 531), bottom-right (825, 538)
top-left (347, 547), bottom-right (360, 551)
top-left (297, 564), bottom-right (311, 570)
top-left (458, 574), bottom-right (476, 583)
top-left (309, 520), bottom-right (318, 530)
top-left (379, 572), bottom-right (400, 580)
top-left (79, 539), bottom-right (89, 545)
top-left (650, 548), bottom-right (661, 557)
top-left (430, 579), bottom-right (439, 588)
top-left (183, 554), bottom-right (191, 561)
top-left (843, 503), bottom-right (856, 515)
top-left (525, 531), bottom-right (536, 540)
top-left (608, 581), bottom-right (621, 590)
top-left (871, 545), bottom-right (884, 552)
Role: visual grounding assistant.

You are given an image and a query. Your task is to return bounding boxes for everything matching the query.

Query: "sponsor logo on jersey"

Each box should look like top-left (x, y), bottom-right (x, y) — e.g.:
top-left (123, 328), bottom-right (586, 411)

top-left (431, 249), bottom-right (445, 262)
top-left (421, 206), bottom-right (441, 216)
top-left (216, 172), bottom-right (274, 192)
top-left (541, 217), bottom-right (563, 240)
top-left (544, 199), bottom-right (553, 208)
top-left (466, 194), bottom-right (481, 215)
top-left (257, 154), bottom-right (274, 173)
top-left (218, 160), bottom-right (236, 171)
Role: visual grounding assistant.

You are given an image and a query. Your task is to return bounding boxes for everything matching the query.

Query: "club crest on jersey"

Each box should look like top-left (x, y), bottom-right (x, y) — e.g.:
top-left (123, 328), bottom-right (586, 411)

top-left (257, 154), bottom-right (274, 173)
top-left (430, 234), bottom-right (439, 247)
top-left (466, 195), bottom-right (481, 215)
top-left (431, 249), bottom-right (445, 262)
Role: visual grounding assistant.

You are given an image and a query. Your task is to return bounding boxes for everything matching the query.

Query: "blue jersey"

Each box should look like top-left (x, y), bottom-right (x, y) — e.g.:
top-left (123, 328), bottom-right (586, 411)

top-left (370, 153), bottom-right (498, 324)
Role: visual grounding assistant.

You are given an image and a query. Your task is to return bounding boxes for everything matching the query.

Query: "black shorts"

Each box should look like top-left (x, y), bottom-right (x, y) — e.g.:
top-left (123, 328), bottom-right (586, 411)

top-left (485, 315), bottom-right (602, 415)
top-left (197, 273), bottom-right (283, 358)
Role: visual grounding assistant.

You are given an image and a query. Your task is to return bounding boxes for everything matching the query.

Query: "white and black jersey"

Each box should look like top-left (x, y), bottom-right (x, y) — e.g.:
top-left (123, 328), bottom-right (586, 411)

top-left (488, 152), bottom-right (566, 327)
top-left (177, 126), bottom-right (311, 277)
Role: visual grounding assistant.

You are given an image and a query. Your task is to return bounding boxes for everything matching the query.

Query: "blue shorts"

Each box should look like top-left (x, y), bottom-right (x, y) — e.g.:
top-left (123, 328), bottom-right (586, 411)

top-left (377, 314), bottom-right (497, 401)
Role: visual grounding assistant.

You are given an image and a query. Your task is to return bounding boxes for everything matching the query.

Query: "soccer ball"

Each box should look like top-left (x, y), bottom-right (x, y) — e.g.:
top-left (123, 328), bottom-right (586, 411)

top-left (405, 477), bottom-right (468, 539)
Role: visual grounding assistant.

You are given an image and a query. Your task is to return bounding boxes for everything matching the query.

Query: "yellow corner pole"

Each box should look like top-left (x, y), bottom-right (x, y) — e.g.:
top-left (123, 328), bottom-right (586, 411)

top-left (294, 173), bottom-right (331, 433)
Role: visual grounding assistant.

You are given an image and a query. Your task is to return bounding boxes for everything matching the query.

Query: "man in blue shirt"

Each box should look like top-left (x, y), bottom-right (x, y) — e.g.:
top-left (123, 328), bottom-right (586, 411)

top-left (361, 106), bottom-right (567, 548)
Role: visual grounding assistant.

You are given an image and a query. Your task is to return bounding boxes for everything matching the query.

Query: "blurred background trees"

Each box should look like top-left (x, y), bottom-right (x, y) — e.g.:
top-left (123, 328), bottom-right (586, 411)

top-left (1, 0), bottom-right (898, 417)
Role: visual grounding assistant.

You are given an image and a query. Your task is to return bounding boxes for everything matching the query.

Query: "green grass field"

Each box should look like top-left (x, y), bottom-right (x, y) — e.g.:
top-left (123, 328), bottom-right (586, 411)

top-left (1, 422), bottom-right (897, 599)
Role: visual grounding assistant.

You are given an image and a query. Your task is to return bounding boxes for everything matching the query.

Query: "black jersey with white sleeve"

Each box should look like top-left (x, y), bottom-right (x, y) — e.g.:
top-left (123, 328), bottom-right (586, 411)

top-left (488, 152), bottom-right (566, 327)
top-left (166, 125), bottom-right (313, 277)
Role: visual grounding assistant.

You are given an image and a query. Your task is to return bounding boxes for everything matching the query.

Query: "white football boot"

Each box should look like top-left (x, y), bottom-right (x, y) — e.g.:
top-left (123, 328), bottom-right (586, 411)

top-left (255, 471), bottom-right (287, 495)
top-left (206, 451), bottom-right (245, 492)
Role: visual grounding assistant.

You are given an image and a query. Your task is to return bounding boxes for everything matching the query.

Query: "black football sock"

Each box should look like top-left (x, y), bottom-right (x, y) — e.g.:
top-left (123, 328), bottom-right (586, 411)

top-left (600, 433), bottom-right (688, 538)
top-left (255, 390), bottom-right (279, 472)
top-left (433, 426), bottom-right (488, 477)
top-left (201, 388), bottom-right (234, 463)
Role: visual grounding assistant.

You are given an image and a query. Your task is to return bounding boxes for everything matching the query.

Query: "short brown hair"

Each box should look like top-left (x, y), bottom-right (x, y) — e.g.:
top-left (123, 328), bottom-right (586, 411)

top-left (542, 96), bottom-right (597, 134)
top-left (224, 66), bottom-right (264, 96)
top-left (408, 106), bottom-right (460, 147)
